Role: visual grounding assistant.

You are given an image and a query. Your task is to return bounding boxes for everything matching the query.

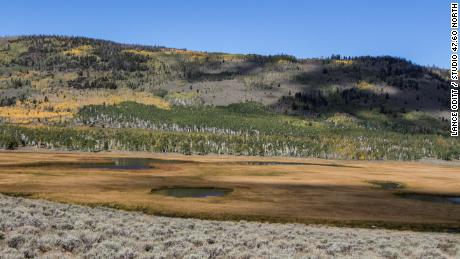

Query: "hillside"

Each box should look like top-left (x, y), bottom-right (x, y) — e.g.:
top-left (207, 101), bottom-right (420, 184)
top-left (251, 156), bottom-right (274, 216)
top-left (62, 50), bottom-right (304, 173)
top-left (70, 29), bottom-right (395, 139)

top-left (0, 35), bottom-right (458, 160)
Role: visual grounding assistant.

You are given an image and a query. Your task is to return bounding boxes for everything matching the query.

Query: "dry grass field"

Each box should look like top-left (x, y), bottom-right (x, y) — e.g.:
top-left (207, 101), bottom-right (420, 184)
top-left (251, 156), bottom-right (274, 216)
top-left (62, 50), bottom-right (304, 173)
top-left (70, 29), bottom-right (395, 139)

top-left (0, 150), bottom-right (459, 231)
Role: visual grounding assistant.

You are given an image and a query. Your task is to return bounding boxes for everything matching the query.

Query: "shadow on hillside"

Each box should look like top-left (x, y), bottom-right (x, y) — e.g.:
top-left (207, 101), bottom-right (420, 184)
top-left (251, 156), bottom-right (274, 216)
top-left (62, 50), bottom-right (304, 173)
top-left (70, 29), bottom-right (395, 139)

top-left (272, 58), bottom-right (451, 134)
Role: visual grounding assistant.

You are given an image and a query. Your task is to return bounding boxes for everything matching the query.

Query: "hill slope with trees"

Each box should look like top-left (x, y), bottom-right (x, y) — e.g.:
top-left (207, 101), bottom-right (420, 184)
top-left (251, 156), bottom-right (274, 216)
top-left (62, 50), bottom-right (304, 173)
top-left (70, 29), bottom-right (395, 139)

top-left (0, 35), bottom-right (457, 160)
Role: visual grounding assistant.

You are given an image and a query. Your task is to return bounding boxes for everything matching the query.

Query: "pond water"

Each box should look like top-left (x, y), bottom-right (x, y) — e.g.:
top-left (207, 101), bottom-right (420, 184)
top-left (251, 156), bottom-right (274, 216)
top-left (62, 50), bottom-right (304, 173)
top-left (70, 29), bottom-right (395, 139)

top-left (152, 187), bottom-right (233, 198)
top-left (9, 157), bottom-right (193, 170)
top-left (80, 158), bottom-right (156, 170)
top-left (397, 193), bottom-right (460, 205)
top-left (368, 181), bottom-right (405, 190)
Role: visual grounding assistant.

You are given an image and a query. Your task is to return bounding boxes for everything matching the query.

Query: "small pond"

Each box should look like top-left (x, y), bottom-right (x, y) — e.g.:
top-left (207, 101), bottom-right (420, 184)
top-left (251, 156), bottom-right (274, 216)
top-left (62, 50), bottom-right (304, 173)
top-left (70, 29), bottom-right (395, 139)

top-left (80, 158), bottom-right (156, 170)
top-left (3, 157), bottom-right (195, 170)
top-left (368, 181), bottom-right (405, 190)
top-left (396, 193), bottom-right (460, 205)
top-left (152, 187), bottom-right (233, 198)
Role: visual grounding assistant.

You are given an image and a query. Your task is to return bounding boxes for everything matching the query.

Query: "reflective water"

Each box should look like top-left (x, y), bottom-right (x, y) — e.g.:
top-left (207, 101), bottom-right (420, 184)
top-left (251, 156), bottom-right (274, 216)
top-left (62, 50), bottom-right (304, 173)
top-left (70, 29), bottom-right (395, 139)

top-left (368, 181), bottom-right (405, 190)
top-left (80, 158), bottom-right (156, 170)
top-left (397, 193), bottom-right (460, 205)
top-left (6, 157), bottom-right (193, 170)
top-left (152, 187), bottom-right (233, 198)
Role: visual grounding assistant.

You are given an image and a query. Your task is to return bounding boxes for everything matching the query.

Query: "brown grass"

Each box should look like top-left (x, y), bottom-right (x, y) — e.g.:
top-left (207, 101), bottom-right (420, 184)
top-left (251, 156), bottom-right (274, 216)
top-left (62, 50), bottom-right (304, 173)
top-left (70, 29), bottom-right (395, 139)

top-left (0, 150), bottom-right (459, 231)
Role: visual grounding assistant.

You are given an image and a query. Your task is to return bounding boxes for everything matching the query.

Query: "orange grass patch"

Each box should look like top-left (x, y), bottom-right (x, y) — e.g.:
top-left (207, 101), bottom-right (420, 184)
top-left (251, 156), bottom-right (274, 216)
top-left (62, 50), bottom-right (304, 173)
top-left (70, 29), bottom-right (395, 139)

top-left (0, 150), bottom-right (459, 230)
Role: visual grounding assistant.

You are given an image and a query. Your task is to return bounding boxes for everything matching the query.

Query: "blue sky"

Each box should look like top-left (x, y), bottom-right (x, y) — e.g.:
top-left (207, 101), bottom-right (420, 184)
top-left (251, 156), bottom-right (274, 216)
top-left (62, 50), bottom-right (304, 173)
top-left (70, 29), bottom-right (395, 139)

top-left (1, 0), bottom-right (449, 68)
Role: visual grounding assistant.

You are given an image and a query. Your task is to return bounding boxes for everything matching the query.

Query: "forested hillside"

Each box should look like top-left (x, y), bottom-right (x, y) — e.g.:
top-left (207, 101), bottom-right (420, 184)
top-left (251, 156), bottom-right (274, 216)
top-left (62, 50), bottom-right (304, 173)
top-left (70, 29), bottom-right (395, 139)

top-left (0, 35), bottom-right (457, 160)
